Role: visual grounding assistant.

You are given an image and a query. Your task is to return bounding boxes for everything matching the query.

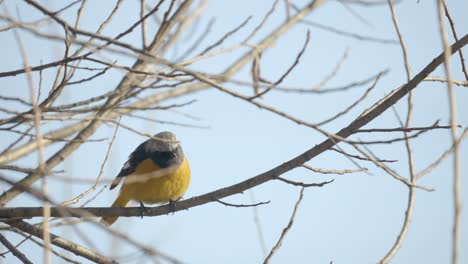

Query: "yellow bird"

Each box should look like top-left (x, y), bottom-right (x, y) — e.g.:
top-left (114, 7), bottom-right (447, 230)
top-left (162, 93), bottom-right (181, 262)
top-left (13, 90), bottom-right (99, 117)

top-left (101, 131), bottom-right (191, 226)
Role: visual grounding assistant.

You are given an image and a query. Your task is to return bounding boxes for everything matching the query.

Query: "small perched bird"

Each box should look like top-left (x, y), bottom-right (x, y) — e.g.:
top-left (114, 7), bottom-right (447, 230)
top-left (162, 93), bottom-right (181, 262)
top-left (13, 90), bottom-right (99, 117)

top-left (101, 131), bottom-right (191, 226)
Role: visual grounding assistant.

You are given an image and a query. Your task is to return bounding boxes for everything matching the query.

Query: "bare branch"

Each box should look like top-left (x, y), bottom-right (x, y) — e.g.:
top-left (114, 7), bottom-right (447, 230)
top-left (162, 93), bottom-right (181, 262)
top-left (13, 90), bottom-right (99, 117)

top-left (277, 177), bottom-right (334, 187)
top-left (301, 19), bottom-right (399, 44)
top-left (437, 2), bottom-right (461, 264)
top-left (264, 188), bottom-right (305, 263)
top-left (250, 30), bottom-right (311, 99)
top-left (12, 19), bottom-right (51, 262)
top-left (415, 128), bottom-right (468, 180)
top-left (0, 233), bottom-right (33, 264)
top-left (216, 199), bottom-right (270, 208)
top-left (355, 123), bottom-right (453, 133)
top-left (442, 0), bottom-right (468, 81)
top-left (302, 164), bottom-right (367, 175)
top-left (4, 220), bottom-right (116, 264)
top-left (316, 70), bottom-right (384, 126)
top-left (0, 0), bottom-right (325, 168)
top-left (424, 76), bottom-right (468, 87)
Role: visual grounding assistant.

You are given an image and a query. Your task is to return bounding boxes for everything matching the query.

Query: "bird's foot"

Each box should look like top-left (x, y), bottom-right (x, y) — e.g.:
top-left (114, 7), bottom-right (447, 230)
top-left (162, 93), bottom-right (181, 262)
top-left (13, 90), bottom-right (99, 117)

top-left (139, 201), bottom-right (147, 219)
top-left (168, 197), bottom-right (182, 215)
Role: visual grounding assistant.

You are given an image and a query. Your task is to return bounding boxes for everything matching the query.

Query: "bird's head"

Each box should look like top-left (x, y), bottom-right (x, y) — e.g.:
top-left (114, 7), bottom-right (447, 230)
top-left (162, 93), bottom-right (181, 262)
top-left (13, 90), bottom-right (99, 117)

top-left (151, 131), bottom-right (180, 152)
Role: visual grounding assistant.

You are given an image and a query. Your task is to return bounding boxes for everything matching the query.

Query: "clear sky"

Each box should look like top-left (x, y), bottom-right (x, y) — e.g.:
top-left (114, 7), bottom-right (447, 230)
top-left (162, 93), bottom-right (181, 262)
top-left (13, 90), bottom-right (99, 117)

top-left (1, 0), bottom-right (467, 263)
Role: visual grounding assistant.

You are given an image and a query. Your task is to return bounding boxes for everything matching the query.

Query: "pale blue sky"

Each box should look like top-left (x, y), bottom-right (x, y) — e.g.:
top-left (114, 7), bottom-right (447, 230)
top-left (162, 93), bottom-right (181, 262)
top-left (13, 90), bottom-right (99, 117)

top-left (1, 0), bottom-right (467, 263)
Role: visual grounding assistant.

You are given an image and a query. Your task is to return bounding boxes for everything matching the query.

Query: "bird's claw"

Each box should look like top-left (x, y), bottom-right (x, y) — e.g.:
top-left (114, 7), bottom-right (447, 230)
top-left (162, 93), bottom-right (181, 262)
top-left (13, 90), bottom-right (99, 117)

top-left (139, 201), bottom-right (146, 219)
top-left (168, 197), bottom-right (183, 215)
top-left (169, 200), bottom-right (177, 215)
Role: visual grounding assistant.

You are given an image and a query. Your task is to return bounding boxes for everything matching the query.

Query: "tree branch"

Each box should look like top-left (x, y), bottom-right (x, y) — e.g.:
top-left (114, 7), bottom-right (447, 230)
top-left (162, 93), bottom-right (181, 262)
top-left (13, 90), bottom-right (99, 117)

top-left (1, 34), bottom-right (467, 220)
top-left (4, 220), bottom-right (116, 264)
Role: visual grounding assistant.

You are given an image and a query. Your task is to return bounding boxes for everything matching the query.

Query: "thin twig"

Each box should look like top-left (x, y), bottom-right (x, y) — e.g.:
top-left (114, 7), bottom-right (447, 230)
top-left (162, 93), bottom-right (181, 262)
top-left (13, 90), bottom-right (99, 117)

top-left (141, 0), bottom-right (147, 49)
top-left (200, 16), bottom-right (251, 56)
top-left (249, 191), bottom-right (267, 257)
top-left (331, 147), bottom-right (397, 163)
top-left (216, 199), bottom-right (270, 208)
top-left (442, 0), bottom-right (468, 81)
top-left (60, 120), bottom-right (120, 206)
top-left (376, 4), bottom-right (415, 258)
top-left (5, 220), bottom-right (116, 264)
top-left (0, 233), bottom-right (33, 264)
top-left (424, 76), bottom-right (468, 87)
top-left (316, 71), bottom-right (384, 125)
top-left (302, 164), bottom-right (367, 175)
top-left (4, 229), bottom-right (81, 264)
top-left (309, 48), bottom-right (349, 91)
top-left (388, 0), bottom-right (411, 80)
top-left (244, 0), bottom-right (279, 42)
top-left (277, 177), bottom-right (334, 187)
top-left (264, 188), bottom-right (305, 263)
top-left (356, 123), bottom-right (452, 133)
top-left (301, 19), bottom-right (398, 44)
top-left (437, 2), bottom-right (460, 264)
top-left (250, 30), bottom-right (311, 99)
top-left (12, 19), bottom-right (51, 263)
top-left (416, 128), bottom-right (468, 180)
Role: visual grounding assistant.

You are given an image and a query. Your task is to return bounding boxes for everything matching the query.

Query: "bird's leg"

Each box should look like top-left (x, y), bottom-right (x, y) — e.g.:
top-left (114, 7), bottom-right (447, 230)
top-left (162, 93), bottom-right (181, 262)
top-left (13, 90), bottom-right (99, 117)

top-left (168, 200), bottom-right (176, 214)
top-left (168, 197), bottom-right (182, 214)
top-left (139, 201), bottom-right (147, 219)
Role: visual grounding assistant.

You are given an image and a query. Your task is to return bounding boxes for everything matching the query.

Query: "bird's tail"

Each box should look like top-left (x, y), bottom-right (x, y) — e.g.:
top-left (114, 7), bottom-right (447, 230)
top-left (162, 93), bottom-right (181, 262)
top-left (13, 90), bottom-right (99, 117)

top-left (100, 193), bottom-right (129, 226)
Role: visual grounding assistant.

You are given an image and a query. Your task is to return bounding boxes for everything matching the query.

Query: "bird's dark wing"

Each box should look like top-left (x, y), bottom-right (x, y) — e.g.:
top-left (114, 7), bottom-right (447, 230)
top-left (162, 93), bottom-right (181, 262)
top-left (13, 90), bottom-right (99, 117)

top-left (109, 140), bottom-right (150, 190)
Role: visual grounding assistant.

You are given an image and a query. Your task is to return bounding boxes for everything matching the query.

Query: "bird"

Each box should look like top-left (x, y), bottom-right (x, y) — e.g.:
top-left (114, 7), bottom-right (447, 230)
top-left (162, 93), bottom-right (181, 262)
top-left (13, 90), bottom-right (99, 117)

top-left (100, 131), bottom-right (191, 226)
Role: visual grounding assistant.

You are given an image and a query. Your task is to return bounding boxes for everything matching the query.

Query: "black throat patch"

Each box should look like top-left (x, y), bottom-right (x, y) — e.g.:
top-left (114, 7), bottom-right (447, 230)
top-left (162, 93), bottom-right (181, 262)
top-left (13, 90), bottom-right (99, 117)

top-left (149, 146), bottom-right (184, 168)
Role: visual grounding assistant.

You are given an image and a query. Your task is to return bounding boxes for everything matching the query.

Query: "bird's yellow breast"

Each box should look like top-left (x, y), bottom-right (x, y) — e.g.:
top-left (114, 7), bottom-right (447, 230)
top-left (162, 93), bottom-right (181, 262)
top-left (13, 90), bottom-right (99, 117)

top-left (119, 157), bottom-right (190, 204)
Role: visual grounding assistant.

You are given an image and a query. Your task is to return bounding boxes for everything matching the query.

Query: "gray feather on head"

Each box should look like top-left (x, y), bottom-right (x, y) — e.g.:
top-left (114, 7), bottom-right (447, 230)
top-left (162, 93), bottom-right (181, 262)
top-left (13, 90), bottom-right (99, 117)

top-left (148, 131), bottom-right (180, 152)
